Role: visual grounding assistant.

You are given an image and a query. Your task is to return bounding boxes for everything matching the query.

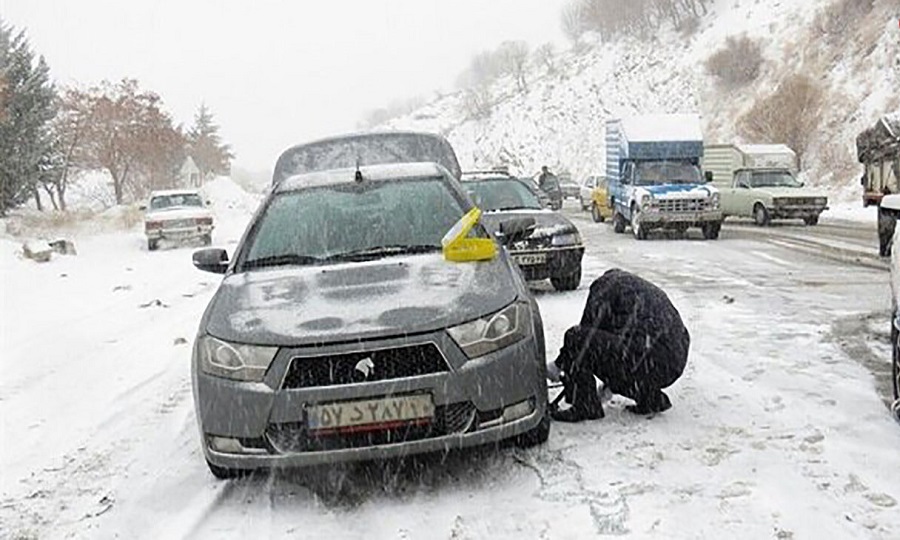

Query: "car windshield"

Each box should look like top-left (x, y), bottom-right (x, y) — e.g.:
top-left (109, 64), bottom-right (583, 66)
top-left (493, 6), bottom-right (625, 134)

top-left (149, 194), bottom-right (203, 210)
top-left (750, 171), bottom-right (802, 188)
top-left (242, 177), bottom-right (465, 268)
top-left (464, 179), bottom-right (543, 211)
top-left (634, 162), bottom-right (702, 186)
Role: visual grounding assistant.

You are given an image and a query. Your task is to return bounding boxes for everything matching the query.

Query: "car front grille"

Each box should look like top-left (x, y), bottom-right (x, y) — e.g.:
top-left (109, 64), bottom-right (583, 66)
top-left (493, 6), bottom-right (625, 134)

top-left (166, 218), bottom-right (196, 228)
top-left (282, 343), bottom-right (450, 389)
top-left (512, 235), bottom-right (553, 250)
top-left (656, 198), bottom-right (709, 213)
top-left (776, 197), bottom-right (817, 207)
top-left (265, 402), bottom-right (476, 453)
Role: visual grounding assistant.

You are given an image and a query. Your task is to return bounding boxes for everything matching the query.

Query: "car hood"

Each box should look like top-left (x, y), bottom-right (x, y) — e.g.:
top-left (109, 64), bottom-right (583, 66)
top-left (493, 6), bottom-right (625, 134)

top-left (145, 207), bottom-right (211, 221)
top-left (755, 187), bottom-right (828, 198)
top-left (480, 209), bottom-right (579, 237)
top-left (638, 184), bottom-right (717, 198)
top-left (204, 252), bottom-right (519, 346)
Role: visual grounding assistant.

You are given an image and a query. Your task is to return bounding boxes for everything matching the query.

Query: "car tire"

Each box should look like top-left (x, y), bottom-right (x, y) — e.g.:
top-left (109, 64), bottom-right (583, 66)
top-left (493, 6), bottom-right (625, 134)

top-left (206, 459), bottom-right (250, 480)
top-left (580, 197), bottom-right (588, 211)
top-left (591, 203), bottom-right (604, 223)
top-left (613, 213), bottom-right (626, 234)
top-left (148, 239), bottom-right (159, 251)
top-left (702, 222), bottom-right (721, 240)
top-left (804, 215), bottom-right (819, 226)
top-left (753, 204), bottom-right (770, 227)
top-left (631, 206), bottom-right (646, 240)
top-left (550, 267), bottom-right (581, 291)
top-left (515, 412), bottom-right (550, 448)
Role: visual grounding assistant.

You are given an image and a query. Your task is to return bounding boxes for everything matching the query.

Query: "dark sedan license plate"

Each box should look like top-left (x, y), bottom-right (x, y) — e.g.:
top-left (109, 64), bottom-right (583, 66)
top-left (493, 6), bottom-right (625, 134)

top-left (513, 253), bottom-right (546, 266)
top-left (307, 394), bottom-right (434, 433)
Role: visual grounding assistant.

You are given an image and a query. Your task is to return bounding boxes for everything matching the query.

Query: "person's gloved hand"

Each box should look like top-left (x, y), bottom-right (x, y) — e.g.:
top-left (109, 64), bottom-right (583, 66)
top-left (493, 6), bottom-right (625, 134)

top-left (546, 360), bottom-right (561, 382)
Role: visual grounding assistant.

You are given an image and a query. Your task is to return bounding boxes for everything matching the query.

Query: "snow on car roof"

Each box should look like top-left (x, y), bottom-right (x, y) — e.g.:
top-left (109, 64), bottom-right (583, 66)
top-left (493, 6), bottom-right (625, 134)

top-left (736, 144), bottom-right (796, 155)
top-left (620, 114), bottom-right (703, 142)
top-left (149, 189), bottom-right (202, 197)
top-left (276, 161), bottom-right (447, 192)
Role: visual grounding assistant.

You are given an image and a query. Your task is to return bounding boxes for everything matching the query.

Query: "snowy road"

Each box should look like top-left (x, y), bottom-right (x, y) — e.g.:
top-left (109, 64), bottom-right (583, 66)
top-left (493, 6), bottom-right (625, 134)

top-left (3, 193), bottom-right (900, 539)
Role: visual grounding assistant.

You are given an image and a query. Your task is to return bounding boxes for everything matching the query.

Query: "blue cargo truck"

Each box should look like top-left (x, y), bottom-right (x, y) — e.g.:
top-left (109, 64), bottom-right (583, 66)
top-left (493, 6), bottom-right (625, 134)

top-left (605, 114), bottom-right (723, 240)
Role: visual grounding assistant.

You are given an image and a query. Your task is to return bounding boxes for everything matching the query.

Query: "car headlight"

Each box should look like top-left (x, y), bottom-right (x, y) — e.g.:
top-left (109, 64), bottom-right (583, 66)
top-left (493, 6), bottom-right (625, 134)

top-left (447, 302), bottom-right (530, 358)
top-left (814, 197), bottom-right (827, 206)
top-left (197, 335), bottom-right (278, 382)
top-left (551, 232), bottom-right (581, 246)
top-left (710, 192), bottom-right (720, 209)
top-left (641, 193), bottom-right (651, 210)
top-left (772, 198), bottom-right (786, 207)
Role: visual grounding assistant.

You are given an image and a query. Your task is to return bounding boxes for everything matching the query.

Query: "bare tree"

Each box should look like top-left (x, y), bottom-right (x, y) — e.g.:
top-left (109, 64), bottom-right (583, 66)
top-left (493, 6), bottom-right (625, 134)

top-left (706, 36), bottom-right (764, 87)
top-left (533, 43), bottom-right (557, 74)
top-left (738, 74), bottom-right (824, 168)
top-left (496, 41), bottom-right (530, 92)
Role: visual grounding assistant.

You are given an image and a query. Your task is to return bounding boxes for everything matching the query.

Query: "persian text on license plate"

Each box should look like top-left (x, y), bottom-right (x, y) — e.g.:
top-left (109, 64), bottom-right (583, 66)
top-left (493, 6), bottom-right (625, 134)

top-left (513, 253), bottom-right (546, 266)
top-left (307, 394), bottom-right (434, 433)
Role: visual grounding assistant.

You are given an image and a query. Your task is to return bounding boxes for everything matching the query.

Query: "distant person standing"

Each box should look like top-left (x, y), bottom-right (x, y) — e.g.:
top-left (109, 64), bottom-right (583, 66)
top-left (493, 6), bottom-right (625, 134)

top-left (538, 166), bottom-right (562, 210)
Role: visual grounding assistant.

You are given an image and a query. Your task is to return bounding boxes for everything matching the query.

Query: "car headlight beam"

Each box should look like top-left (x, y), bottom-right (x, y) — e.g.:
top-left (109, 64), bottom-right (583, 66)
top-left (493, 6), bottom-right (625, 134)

top-left (447, 302), bottom-right (530, 358)
top-left (197, 336), bottom-right (278, 382)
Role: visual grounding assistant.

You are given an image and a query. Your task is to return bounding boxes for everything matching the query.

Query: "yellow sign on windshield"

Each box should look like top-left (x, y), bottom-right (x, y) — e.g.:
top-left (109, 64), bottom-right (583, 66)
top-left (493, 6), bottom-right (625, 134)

top-left (442, 207), bottom-right (497, 262)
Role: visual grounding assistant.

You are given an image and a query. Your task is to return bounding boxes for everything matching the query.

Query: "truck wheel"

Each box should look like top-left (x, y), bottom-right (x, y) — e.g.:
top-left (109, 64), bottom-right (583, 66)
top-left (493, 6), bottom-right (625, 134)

top-left (591, 204), bottom-right (604, 223)
top-left (803, 215), bottom-right (819, 226)
top-left (702, 222), bottom-right (721, 240)
top-left (550, 267), bottom-right (581, 291)
top-left (148, 239), bottom-right (159, 251)
top-left (631, 206), bottom-right (647, 240)
top-left (753, 204), bottom-right (770, 227)
top-left (613, 213), bottom-right (626, 234)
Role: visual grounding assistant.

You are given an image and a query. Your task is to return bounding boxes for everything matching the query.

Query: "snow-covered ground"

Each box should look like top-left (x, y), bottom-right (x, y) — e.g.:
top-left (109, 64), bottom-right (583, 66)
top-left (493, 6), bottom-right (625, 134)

top-left (2, 180), bottom-right (900, 539)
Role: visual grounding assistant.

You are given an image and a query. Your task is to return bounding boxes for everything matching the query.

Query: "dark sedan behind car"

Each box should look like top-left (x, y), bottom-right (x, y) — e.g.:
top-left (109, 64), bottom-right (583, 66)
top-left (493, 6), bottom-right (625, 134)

top-left (461, 171), bottom-right (584, 291)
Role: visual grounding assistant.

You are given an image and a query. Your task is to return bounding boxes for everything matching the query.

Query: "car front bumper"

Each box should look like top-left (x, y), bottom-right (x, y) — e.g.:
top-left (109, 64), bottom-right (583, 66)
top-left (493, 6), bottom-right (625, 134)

top-left (511, 246), bottom-right (584, 281)
top-left (147, 224), bottom-right (213, 241)
top-left (770, 205), bottom-right (828, 219)
top-left (193, 329), bottom-right (547, 470)
top-left (639, 209), bottom-right (723, 228)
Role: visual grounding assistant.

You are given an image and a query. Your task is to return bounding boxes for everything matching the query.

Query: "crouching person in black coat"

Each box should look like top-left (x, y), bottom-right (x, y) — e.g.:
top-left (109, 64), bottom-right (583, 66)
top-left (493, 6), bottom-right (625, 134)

top-left (549, 268), bottom-right (690, 422)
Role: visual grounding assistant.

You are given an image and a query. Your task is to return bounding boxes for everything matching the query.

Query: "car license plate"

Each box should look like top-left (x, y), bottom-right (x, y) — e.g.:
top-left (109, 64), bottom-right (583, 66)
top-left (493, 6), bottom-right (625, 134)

top-left (307, 394), bottom-right (434, 433)
top-left (513, 253), bottom-right (546, 266)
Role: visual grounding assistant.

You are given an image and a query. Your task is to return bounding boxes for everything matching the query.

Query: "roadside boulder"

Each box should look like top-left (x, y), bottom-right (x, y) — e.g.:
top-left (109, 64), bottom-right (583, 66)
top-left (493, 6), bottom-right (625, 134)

top-left (49, 239), bottom-right (77, 256)
top-left (22, 241), bottom-right (53, 263)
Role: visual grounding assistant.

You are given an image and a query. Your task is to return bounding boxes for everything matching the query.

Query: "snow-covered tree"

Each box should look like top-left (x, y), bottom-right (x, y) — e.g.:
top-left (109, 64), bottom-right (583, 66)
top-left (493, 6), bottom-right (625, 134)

top-left (186, 104), bottom-right (234, 182)
top-left (0, 19), bottom-right (58, 215)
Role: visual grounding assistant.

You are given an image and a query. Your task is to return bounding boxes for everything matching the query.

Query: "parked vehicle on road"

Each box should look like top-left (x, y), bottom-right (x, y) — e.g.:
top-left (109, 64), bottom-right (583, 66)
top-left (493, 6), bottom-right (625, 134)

top-left (857, 113), bottom-right (900, 208)
top-left (589, 176), bottom-right (613, 223)
top-left (888, 214), bottom-right (900, 416)
top-left (461, 171), bottom-right (585, 291)
top-left (606, 114), bottom-right (723, 240)
top-left (191, 160), bottom-right (549, 479)
top-left (557, 173), bottom-right (580, 200)
top-left (142, 189), bottom-right (213, 251)
top-left (578, 176), bottom-right (599, 211)
top-left (704, 144), bottom-right (828, 226)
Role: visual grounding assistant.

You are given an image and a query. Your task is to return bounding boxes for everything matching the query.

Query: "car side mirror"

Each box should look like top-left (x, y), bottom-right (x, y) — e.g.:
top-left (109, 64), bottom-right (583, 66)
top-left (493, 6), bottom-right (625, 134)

top-left (704, 171), bottom-right (714, 183)
top-left (498, 217), bottom-right (536, 246)
top-left (193, 248), bottom-right (229, 274)
top-left (138, 204), bottom-right (147, 211)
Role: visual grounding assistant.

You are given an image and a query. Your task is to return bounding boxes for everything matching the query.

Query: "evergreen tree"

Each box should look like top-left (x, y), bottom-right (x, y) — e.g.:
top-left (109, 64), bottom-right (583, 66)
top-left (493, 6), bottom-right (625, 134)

top-left (0, 19), bottom-right (58, 215)
top-left (186, 104), bottom-right (234, 181)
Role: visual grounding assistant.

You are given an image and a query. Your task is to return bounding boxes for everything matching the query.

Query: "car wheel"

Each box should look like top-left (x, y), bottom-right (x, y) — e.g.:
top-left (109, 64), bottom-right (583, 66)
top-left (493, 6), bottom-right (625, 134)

top-left (613, 213), bottom-right (626, 234)
top-left (148, 239), bottom-right (158, 251)
top-left (753, 204), bottom-right (770, 227)
top-left (206, 459), bottom-right (250, 480)
top-left (702, 222), bottom-right (721, 240)
top-left (591, 203), bottom-right (603, 223)
top-left (631, 206), bottom-right (646, 240)
top-left (550, 267), bottom-right (581, 291)
top-left (580, 197), bottom-right (588, 211)
top-left (804, 215), bottom-right (819, 226)
top-left (515, 412), bottom-right (550, 448)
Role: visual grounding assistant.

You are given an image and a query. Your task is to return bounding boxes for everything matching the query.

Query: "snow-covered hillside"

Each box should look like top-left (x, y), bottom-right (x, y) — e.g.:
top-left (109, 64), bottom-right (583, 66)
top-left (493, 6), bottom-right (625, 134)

top-left (383, 0), bottom-right (898, 202)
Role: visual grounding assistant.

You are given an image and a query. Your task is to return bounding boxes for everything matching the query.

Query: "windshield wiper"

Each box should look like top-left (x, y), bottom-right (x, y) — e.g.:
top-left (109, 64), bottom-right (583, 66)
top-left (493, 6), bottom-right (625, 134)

top-left (332, 244), bottom-right (441, 261)
top-left (242, 253), bottom-right (326, 269)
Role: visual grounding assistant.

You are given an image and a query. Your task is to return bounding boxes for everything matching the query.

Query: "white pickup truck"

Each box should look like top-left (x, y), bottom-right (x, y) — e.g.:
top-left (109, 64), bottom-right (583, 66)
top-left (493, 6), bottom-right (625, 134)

top-left (704, 144), bottom-right (828, 226)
